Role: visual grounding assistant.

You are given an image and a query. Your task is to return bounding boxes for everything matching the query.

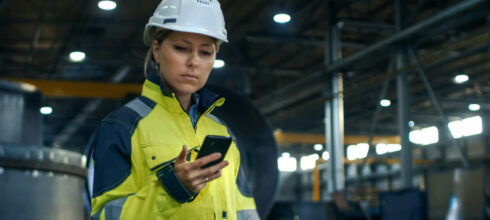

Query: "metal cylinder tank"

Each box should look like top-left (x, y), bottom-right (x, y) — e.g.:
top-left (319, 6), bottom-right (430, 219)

top-left (0, 80), bottom-right (43, 145)
top-left (0, 80), bottom-right (87, 220)
top-left (0, 143), bottom-right (87, 220)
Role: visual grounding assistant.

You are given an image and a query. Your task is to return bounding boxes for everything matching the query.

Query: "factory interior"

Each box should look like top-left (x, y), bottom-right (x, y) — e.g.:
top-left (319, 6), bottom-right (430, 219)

top-left (1, 0), bottom-right (490, 219)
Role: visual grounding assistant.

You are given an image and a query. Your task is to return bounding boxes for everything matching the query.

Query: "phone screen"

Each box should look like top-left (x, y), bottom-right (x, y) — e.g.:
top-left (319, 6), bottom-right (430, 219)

top-left (196, 135), bottom-right (232, 169)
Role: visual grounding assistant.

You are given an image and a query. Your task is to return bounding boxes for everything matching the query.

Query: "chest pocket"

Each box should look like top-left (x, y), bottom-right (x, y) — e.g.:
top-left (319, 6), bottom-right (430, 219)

top-left (141, 144), bottom-right (182, 171)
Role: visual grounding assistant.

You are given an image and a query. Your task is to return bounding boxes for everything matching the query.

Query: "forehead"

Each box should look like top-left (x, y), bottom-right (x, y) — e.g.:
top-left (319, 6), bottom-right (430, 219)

top-left (166, 31), bottom-right (214, 45)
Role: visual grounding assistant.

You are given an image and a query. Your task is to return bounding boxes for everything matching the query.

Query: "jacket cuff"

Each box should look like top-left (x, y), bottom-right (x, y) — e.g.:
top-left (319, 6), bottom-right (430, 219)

top-left (156, 164), bottom-right (197, 203)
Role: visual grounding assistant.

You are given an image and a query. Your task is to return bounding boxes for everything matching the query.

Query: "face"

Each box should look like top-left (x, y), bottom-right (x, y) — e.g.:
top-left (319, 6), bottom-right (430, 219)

top-left (152, 31), bottom-right (216, 98)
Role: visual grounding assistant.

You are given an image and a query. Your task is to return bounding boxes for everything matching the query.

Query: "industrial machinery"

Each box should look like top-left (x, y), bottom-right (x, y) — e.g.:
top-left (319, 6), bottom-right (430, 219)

top-left (0, 80), bottom-right (87, 220)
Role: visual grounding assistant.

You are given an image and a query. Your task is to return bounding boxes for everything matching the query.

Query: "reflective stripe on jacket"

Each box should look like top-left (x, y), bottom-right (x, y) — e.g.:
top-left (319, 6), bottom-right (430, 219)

top-left (90, 74), bottom-right (258, 220)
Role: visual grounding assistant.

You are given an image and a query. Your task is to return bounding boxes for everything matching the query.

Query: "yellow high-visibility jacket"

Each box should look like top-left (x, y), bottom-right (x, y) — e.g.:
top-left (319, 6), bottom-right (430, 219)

top-left (90, 73), bottom-right (258, 220)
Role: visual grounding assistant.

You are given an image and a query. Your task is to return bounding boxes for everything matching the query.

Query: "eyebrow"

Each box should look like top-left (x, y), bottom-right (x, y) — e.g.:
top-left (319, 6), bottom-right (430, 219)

top-left (180, 39), bottom-right (213, 47)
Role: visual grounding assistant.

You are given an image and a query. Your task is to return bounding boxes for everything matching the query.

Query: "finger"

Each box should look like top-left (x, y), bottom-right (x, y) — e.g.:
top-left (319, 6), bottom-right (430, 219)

top-left (197, 176), bottom-right (210, 185)
top-left (175, 145), bottom-right (188, 164)
top-left (190, 178), bottom-right (208, 191)
top-left (187, 160), bottom-right (227, 181)
top-left (201, 160), bottom-right (229, 177)
top-left (191, 152), bottom-right (222, 168)
top-left (207, 169), bottom-right (223, 182)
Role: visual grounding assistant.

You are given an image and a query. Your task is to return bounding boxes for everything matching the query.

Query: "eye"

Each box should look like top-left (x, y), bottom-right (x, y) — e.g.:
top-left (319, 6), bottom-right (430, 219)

top-left (174, 46), bottom-right (187, 51)
top-left (200, 50), bottom-right (212, 56)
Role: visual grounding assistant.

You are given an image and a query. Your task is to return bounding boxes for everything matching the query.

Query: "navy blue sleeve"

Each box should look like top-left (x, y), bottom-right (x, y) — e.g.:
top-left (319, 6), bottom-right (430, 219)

top-left (91, 120), bottom-right (132, 198)
top-left (91, 106), bottom-right (142, 198)
top-left (156, 164), bottom-right (198, 203)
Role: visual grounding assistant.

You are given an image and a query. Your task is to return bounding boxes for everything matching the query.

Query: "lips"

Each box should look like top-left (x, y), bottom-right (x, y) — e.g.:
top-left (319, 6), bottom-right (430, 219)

top-left (181, 74), bottom-right (198, 80)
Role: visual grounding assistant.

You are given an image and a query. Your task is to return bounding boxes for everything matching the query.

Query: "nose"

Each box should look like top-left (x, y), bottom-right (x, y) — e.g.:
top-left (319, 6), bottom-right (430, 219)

top-left (186, 51), bottom-right (199, 67)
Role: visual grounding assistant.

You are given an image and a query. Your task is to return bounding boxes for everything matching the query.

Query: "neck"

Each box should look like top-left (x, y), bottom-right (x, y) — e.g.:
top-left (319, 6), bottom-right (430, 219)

top-left (176, 94), bottom-right (192, 113)
top-left (160, 79), bottom-right (192, 113)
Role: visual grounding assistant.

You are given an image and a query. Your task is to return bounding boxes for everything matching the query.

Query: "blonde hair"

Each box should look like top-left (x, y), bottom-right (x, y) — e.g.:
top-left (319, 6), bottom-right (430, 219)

top-left (143, 28), bottom-right (222, 76)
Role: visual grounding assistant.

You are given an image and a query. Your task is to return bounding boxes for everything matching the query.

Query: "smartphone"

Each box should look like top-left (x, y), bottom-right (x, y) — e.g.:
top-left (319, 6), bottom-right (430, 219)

top-left (196, 135), bottom-right (232, 169)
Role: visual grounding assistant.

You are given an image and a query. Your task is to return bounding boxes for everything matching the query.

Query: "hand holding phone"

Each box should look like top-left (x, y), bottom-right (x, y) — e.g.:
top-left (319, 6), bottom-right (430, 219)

top-left (196, 135), bottom-right (232, 169)
top-left (174, 144), bottom-right (229, 193)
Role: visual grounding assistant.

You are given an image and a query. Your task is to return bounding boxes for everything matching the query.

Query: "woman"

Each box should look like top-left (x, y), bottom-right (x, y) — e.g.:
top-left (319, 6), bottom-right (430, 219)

top-left (89, 0), bottom-right (258, 219)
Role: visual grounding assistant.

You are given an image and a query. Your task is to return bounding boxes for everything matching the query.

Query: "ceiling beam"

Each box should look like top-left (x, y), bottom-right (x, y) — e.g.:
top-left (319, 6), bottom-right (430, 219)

top-left (274, 130), bottom-right (400, 145)
top-left (0, 18), bottom-right (143, 28)
top-left (258, 35), bottom-right (488, 116)
top-left (4, 78), bottom-right (141, 99)
top-left (244, 34), bottom-right (366, 49)
top-left (340, 20), bottom-right (395, 33)
top-left (254, 0), bottom-right (487, 114)
top-left (220, 65), bottom-right (303, 76)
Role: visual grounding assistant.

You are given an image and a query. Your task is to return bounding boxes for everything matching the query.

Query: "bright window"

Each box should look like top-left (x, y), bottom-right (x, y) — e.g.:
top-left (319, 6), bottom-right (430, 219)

top-left (346, 143), bottom-right (369, 160)
top-left (409, 126), bottom-right (439, 145)
top-left (300, 154), bottom-right (319, 170)
top-left (376, 144), bottom-right (402, 155)
top-left (448, 116), bottom-right (483, 139)
top-left (278, 152), bottom-right (297, 172)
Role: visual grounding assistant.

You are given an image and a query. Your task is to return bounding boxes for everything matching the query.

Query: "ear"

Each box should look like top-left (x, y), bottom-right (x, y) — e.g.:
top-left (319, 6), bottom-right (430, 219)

top-left (152, 40), bottom-right (161, 61)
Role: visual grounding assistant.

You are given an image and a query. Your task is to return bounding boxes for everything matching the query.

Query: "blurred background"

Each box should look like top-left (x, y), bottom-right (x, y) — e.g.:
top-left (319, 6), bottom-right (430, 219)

top-left (0, 0), bottom-right (489, 219)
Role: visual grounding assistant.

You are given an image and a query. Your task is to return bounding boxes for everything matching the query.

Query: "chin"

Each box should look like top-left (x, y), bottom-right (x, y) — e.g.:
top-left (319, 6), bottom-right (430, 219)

top-left (175, 86), bottom-right (201, 96)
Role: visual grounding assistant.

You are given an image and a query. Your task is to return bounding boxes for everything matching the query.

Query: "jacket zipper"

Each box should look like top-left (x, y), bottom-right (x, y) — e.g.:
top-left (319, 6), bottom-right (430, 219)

top-left (195, 98), bottom-right (222, 130)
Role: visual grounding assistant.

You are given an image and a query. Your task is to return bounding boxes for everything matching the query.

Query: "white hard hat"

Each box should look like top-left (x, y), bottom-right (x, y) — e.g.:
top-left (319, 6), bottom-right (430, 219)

top-left (143, 0), bottom-right (228, 46)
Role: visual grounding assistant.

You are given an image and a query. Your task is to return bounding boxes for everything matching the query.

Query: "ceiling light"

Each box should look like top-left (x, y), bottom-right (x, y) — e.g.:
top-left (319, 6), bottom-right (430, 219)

top-left (408, 121), bottom-right (415, 127)
top-left (322, 151), bottom-right (330, 160)
top-left (453, 74), bottom-right (469, 84)
top-left (98, 0), bottom-right (117, 10)
top-left (468, 104), bottom-right (480, 111)
top-left (273, 13), bottom-right (291, 23)
top-left (40, 106), bottom-right (53, 115)
top-left (69, 51), bottom-right (86, 62)
top-left (314, 144), bottom-right (323, 151)
top-left (213, 59), bottom-right (225, 68)
top-left (380, 99), bottom-right (391, 107)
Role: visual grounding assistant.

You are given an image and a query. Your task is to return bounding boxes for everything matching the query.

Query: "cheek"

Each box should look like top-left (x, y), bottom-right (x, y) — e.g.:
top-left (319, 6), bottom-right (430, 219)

top-left (161, 52), bottom-right (178, 67)
top-left (200, 61), bottom-right (214, 80)
top-left (160, 53), bottom-right (183, 76)
top-left (202, 59), bottom-right (215, 72)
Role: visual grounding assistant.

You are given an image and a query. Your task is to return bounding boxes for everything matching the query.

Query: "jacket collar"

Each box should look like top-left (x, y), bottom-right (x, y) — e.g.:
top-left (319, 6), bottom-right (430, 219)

top-left (142, 73), bottom-right (224, 114)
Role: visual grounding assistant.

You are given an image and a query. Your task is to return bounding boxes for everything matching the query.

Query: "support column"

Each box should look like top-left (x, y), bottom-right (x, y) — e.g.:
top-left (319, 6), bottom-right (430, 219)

top-left (325, 0), bottom-right (344, 193)
top-left (397, 62), bottom-right (412, 188)
top-left (485, 110), bottom-right (490, 155)
top-left (395, 0), bottom-right (413, 189)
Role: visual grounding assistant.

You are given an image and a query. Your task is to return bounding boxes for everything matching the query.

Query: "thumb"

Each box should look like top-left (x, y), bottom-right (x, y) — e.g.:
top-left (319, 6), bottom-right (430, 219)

top-left (175, 145), bottom-right (188, 164)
